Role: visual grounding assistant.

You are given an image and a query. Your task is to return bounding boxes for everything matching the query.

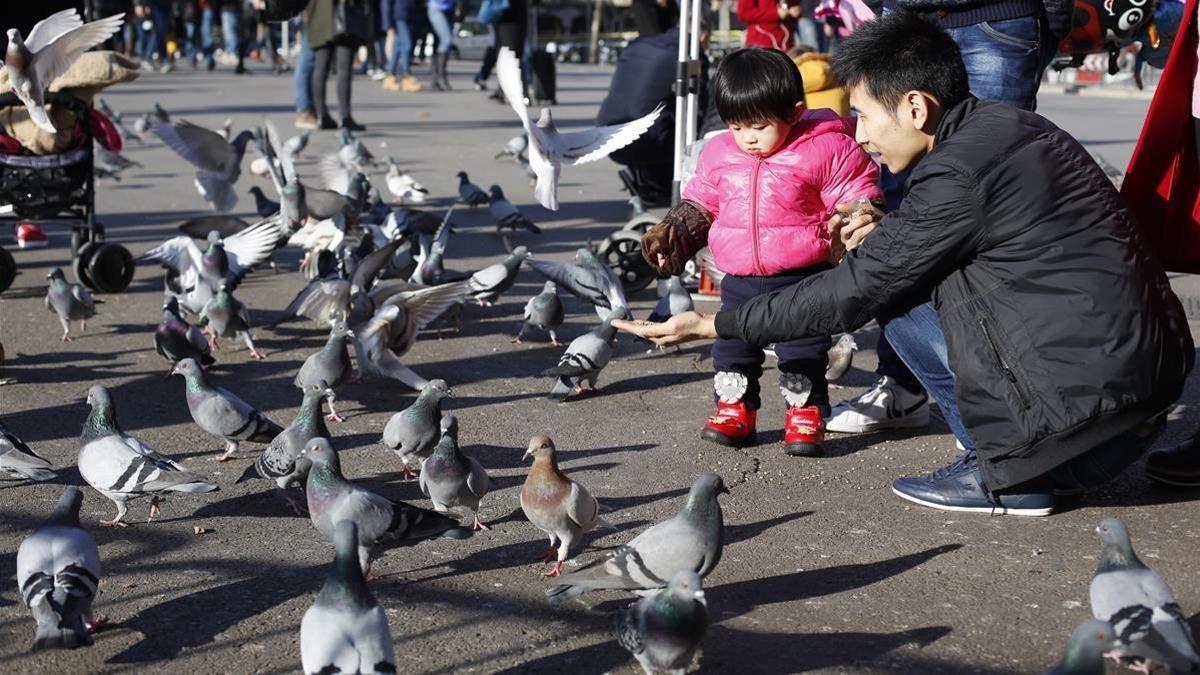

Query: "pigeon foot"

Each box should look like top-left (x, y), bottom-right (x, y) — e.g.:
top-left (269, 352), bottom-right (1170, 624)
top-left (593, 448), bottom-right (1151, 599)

top-left (471, 515), bottom-right (490, 531)
top-left (542, 561), bottom-right (564, 577)
top-left (148, 495), bottom-right (162, 521)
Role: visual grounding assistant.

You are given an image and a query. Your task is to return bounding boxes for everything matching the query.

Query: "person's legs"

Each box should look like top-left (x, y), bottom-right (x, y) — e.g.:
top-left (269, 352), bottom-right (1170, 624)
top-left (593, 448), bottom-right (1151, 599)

top-left (335, 44), bottom-right (362, 129)
top-left (426, 6), bottom-right (453, 89)
top-left (797, 17), bottom-right (820, 51)
top-left (705, 275), bottom-right (769, 447)
top-left (221, 6), bottom-right (244, 72)
top-left (945, 16), bottom-right (1043, 111)
top-left (201, 5), bottom-right (216, 68)
top-left (311, 45), bottom-right (334, 126)
top-left (295, 29), bottom-right (315, 113)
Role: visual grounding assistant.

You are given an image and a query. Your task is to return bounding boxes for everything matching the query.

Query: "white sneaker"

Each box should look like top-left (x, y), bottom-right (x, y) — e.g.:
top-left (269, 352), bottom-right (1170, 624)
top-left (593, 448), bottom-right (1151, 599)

top-left (826, 376), bottom-right (930, 433)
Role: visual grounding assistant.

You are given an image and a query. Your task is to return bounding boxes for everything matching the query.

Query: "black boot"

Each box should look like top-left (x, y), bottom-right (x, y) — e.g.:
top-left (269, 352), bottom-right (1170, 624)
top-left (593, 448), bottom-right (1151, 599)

top-left (437, 52), bottom-right (452, 90)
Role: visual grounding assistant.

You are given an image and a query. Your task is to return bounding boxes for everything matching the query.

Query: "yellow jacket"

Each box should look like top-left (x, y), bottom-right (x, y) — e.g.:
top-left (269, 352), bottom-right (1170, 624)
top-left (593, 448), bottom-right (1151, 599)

top-left (794, 52), bottom-right (849, 117)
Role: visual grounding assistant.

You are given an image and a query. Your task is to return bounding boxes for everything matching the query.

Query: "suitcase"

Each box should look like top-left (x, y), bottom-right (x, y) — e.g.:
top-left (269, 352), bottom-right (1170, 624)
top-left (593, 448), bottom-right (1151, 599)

top-left (529, 49), bottom-right (557, 106)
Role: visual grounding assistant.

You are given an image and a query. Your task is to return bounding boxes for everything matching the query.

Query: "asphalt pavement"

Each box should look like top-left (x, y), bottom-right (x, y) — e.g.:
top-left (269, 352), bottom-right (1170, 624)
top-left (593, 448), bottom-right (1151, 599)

top-left (0, 57), bottom-right (1197, 674)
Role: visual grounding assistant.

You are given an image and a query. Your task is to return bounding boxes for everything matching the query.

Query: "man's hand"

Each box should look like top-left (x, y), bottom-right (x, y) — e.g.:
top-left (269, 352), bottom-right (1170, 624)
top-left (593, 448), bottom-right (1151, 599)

top-left (612, 312), bottom-right (718, 347)
top-left (828, 199), bottom-right (883, 264)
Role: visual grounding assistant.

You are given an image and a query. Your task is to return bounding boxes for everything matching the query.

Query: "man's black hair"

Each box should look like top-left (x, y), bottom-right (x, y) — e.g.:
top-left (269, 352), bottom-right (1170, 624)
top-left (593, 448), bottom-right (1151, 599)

top-left (713, 48), bottom-right (805, 125)
top-left (831, 12), bottom-right (970, 113)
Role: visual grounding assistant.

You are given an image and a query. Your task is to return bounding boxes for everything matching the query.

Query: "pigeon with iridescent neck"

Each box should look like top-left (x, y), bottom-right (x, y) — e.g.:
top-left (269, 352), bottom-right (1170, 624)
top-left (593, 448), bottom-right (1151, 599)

top-left (199, 284), bottom-right (266, 359)
top-left (154, 296), bottom-right (215, 366)
top-left (545, 309), bottom-right (622, 401)
top-left (419, 416), bottom-right (490, 530)
top-left (520, 435), bottom-right (607, 576)
top-left (614, 571), bottom-right (708, 675)
top-left (171, 358), bottom-right (283, 462)
top-left (381, 379), bottom-right (452, 480)
top-left (515, 281), bottom-right (565, 346)
top-left (295, 320), bottom-right (354, 421)
top-left (467, 246), bottom-right (528, 306)
top-left (45, 268), bottom-right (97, 342)
top-left (1044, 619), bottom-right (1115, 675)
top-left (238, 382), bottom-right (332, 514)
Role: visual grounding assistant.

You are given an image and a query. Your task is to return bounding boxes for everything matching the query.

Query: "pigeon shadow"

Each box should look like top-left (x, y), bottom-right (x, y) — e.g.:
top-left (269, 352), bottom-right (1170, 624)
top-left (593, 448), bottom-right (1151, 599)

top-left (600, 486), bottom-right (690, 514)
top-left (725, 510), bottom-right (814, 545)
top-left (492, 637), bottom-right (628, 674)
top-left (703, 624), bottom-right (956, 674)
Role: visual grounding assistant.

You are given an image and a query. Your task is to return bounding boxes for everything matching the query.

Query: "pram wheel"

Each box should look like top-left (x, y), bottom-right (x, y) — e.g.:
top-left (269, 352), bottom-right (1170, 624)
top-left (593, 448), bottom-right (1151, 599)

top-left (73, 240), bottom-right (96, 289)
top-left (0, 246), bottom-right (15, 294)
top-left (88, 243), bottom-right (134, 293)
top-left (623, 213), bottom-right (659, 235)
top-left (597, 230), bottom-right (655, 294)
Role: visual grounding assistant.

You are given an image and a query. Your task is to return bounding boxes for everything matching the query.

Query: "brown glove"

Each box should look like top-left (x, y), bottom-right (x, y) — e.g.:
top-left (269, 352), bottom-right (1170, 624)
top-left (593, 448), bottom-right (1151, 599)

top-left (641, 200), bottom-right (713, 277)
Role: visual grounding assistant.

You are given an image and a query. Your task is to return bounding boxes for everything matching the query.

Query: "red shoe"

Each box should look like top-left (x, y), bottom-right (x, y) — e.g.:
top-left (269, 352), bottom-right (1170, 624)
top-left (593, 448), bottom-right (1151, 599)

top-left (784, 405), bottom-right (826, 457)
top-left (15, 222), bottom-right (47, 249)
top-left (701, 400), bottom-right (757, 447)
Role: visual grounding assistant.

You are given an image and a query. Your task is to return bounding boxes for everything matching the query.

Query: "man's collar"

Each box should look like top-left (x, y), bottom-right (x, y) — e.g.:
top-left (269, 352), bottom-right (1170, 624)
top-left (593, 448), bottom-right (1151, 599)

top-left (934, 96), bottom-right (980, 146)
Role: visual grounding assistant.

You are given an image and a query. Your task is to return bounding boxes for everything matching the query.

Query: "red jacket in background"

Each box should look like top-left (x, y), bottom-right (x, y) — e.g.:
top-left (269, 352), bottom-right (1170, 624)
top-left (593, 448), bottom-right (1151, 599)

top-left (1121, 0), bottom-right (1200, 272)
top-left (738, 0), bottom-right (798, 51)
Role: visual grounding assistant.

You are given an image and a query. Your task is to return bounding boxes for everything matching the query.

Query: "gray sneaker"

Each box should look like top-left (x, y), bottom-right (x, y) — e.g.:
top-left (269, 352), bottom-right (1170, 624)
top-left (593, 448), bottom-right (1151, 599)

top-left (295, 110), bottom-right (319, 130)
top-left (826, 376), bottom-right (930, 433)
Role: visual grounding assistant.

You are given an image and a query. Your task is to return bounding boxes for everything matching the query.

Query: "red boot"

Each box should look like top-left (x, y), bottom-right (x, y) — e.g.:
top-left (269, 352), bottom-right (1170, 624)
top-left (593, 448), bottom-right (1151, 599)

top-left (784, 405), bottom-right (826, 457)
top-left (702, 400), bottom-right (757, 447)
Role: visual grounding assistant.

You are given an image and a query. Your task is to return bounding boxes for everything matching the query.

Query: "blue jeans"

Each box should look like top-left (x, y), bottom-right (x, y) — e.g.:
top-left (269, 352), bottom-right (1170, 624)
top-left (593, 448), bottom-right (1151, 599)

top-left (796, 17), bottom-right (821, 52)
top-left (388, 21), bottom-right (414, 75)
top-left (944, 16), bottom-right (1045, 112)
top-left (294, 29), bottom-right (314, 112)
top-left (221, 8), bottom-right (242, 59)
top-left (427, 7), bottom-right (453, 55)
top-left (201, 7), bottom-right (216, 63)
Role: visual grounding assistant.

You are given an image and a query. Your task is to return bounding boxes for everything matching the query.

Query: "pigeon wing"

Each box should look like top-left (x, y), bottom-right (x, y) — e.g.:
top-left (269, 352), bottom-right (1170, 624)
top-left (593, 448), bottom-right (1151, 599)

top-left (23, 9), bottom-right (84, 53)
top-left (153, 121), bottom-right (235, 173)
top-left (224, 219), bottom-right (284, 280)
top-left (560, 105), bottom-right (665, 165)
top-left (30, 13), bottom-right (124, 87)
top-left (141, 235), bottom-right (205, 275)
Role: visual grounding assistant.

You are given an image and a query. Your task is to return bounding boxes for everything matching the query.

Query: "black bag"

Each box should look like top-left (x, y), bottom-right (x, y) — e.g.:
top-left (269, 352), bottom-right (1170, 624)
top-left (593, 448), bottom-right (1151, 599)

top-left (332, 0), bottom-right (371, 47)
top-left (261, 0), bottom-right (312, 21)
top-left (529, 49), bottom-right (557, 105)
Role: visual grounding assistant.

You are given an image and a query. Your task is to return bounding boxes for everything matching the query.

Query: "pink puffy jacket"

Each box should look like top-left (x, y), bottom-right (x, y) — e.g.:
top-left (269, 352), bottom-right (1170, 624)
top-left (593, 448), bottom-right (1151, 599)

top-left (682, 109), bottom-right (882, 277)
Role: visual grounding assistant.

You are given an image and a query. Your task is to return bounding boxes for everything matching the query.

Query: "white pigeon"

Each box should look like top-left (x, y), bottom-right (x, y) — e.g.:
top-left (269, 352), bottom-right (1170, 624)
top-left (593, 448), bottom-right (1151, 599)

top-left (5, 10), bottom-right (124, 133)
top-left (152, 121), bottom-right (255, 212)
top-left (142, 220), bottom-right (282, 314)
top-left (496, 46), bottom-right (663, 210)
top-left (385, 158), bottom-right (428, 204)
top-left (353, 282), bottom-right (469, 390)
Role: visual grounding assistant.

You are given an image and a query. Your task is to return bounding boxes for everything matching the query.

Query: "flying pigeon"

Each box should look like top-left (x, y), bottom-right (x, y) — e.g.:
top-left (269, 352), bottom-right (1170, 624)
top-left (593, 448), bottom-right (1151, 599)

top-left (300, 520), bottom-right (397, 675)
top-left (154, 296), bottom-right (215, 366)
top-left (382, 379), bottom-right (452, 480)
top-left (237, 382), bottom-right (331, 514)
top-left (496, 46), bottom-right (663, 210)
top-left (526, 249), bottom-right (630, 321)
top-left (198, 284), bottom-right (265, 359)
top-left (79, 386), bottom-right (218, 526)
top-left (545, 309), bottom-right (622, 401)
top-left (514, 280), bottom-right (565, 346)
top-left (1044, 619), bottom-right (1116, 675)
top-left (5, 10), bottom-right (125, 132)
top-left (153, 120), bottom-right (255, 212)
top-left (141, 219), bottom-right (282, 313)
top-left (0, 419), bottom-right (56, 481)
top-left (456, 171), bottom-right (490, 207)
top-left (295, 320), bottom-right (355, 421)
top-left (170, 358), bottom-right (283, 462)
top-left (614, 571), bottom-right (709, 675)
top-left (16, 487), bottom-right (102, 650)
top-left (546, 473), bottom-right (727, 602)
top-left (419, 416), bottom-right (490, 530)
top-left (45, 267), bottom-right (97, 342)
top-left (352, 281), bottom-right (469, 390)
top-left (467, 246), bottom-right (528, 306)
top-left (94, 144), bottom-right (141, 180)
top-left (520, 435), bottom-right (607, 576)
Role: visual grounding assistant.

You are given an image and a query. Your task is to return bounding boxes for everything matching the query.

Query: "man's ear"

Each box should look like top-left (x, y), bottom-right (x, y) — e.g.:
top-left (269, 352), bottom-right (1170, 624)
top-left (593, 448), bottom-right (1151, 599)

top-left (904, 91), bottom-right (940, 134)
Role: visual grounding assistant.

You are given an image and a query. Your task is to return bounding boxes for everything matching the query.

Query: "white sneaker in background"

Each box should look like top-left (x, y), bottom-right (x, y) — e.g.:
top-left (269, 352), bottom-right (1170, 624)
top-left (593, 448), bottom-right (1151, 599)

top-left (826, 375), bottom-right (930, 433)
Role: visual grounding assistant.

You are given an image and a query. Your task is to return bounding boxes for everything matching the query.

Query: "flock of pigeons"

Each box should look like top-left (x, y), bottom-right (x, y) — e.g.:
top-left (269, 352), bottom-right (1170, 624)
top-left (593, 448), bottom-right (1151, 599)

top-left (5, 8), bottom-right (1200, 675)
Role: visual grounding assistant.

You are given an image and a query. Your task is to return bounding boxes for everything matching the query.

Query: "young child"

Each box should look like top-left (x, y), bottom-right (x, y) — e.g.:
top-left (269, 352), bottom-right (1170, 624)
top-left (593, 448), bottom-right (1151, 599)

top-left (661, 47), bottom-right (881, 456)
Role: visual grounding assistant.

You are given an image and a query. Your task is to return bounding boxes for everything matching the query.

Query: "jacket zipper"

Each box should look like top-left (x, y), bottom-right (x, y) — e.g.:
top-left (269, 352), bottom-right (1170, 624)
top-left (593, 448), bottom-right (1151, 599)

top-left (978, 318), bottom-right (1030, 409)
top-left (750, 156), bottom-right (764, 276)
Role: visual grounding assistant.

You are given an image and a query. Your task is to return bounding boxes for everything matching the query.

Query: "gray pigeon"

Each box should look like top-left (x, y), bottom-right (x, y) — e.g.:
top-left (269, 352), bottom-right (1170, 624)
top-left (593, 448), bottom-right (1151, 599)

top-left (45, 268), bottom-right (97, 342)
top-left (545, 309), bottom-right (622, 401)
top-left (467, 246), bottom-right (529, 306)
top-left (199, 284), bottom-right (265, 359)
top-left (170, 358), bottom-right (283, 462)
top-left (494, 133), bottom-right (528, 161)
top-left (488, 184), bottom-right (542, 234)
top-left (0, 419), bottom-right (56, 481)
top-left (1044, 619), bottom-right (1116, 675)
top-left (456, 171), bottom-right (490, 207)
top-left (79, 386), bottom-right (218, 526)
top-left (94, 144), bottom-right (141, 180)
top-left (237, 382), bottom-right (332, 514)
top-left (647, 276), bottom-right (693, 323)
top-left (520, 435), bottom-right (607, 577)
top-left (614, 571), bottom-right (708, 675)
top-left (546, 473), bottom-right (727, 602)
top-left (419, 416), bottom-right (490, 530)
top-left (16, 487), bottom-right (102, 650)
top-left (249, 186), bottom-right (280, 218)
top-left (515, 281), bottom-right (565, 346)
top-left (300, 520), bottom-right (397, 675)
top-left (303, 438), bottom-right (468, 575)
top-left (6, 10), bottom-right (124, 132)
top-left (527, 249), bottom-right (630, 321)
top-left (1090, 517), bottom-right (1200, 673)
top-left (825, 333), bottom-right (858, 384)
top-left (352, 282), bottom-right (469, 390)
top-left (381, 379), bottom-right (452, 480)
top-left (295, 320), bottom-right (355, 421)
top-left (154, 296), bottom-right (215, 367)
top-left (152, 121), bottom-right (255, 212)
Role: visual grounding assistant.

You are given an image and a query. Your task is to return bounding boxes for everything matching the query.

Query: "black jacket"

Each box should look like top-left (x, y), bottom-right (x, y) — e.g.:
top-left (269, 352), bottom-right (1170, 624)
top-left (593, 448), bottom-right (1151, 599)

top-left (714, 98), bottom-right (1194, 490)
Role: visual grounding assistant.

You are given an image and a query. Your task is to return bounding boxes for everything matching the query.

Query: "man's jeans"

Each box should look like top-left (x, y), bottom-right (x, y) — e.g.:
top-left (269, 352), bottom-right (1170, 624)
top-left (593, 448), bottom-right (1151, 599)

top-left (221, 8), bottom-right (242, 60)
top-left (294, 28), bottom-right (314, 113)
top-left (388, 21), bottom-right (414, 76)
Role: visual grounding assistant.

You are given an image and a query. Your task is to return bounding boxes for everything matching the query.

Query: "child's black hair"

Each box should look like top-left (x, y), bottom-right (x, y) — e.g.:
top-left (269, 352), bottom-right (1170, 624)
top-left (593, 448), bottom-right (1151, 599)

top-left (831, 12), bottom-right (970, 114)
top-left (713, 48), bottom-right (805, 125)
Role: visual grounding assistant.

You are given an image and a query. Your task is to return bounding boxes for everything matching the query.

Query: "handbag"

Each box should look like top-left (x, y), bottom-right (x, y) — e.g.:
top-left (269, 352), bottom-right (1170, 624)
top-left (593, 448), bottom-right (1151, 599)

top-left (479, 0), bottom-right (510, 24)
top-left (332, 0), bottom-right (371, 47)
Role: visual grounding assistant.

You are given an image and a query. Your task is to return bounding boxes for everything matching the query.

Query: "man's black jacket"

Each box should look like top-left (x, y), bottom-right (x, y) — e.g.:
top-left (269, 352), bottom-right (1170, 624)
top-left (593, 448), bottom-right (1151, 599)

top-left (714, 97), bottom-right (1195, 490)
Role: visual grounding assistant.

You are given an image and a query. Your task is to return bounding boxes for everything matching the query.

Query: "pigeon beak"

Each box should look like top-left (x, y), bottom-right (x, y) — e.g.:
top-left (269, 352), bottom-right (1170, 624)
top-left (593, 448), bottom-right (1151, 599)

top-left (693, 590), bottom-right (705, 600)
top-left (719, 483), bottom-right (731, 495)
top-left (522, 449), bottom-right (532, 460)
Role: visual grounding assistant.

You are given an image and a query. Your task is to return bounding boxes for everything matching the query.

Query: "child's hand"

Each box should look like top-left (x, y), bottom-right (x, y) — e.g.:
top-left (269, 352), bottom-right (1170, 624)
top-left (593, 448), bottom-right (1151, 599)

top-left (828, 200), bottom-right (883, 264)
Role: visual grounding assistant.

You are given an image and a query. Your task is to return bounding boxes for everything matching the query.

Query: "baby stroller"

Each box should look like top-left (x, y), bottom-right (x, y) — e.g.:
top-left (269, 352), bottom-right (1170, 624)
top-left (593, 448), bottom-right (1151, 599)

top-left (0, 91), bottom-right (134, 294)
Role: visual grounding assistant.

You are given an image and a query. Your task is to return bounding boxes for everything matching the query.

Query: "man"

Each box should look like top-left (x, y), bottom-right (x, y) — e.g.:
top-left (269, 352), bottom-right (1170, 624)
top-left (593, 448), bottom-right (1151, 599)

top-left (618, 12), bottom-right (1194, 516)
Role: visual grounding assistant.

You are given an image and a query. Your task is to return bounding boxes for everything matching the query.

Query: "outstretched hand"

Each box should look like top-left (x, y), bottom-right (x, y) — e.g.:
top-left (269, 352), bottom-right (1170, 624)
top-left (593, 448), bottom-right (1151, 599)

top-left (611, 312), bottom-right (719, 348)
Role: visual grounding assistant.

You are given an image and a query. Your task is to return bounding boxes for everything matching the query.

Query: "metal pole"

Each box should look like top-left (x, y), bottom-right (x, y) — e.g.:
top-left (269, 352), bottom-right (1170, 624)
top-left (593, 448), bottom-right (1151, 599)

top-left (684, 0), bottom-right (701, 147)
top-left (282, 21), bottom-right (290, 60)
top-left (671, 0), bottom-right (693, 205)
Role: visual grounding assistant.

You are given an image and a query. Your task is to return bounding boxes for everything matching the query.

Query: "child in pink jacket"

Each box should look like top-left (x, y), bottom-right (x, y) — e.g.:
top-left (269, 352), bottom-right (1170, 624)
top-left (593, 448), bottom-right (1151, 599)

top-left (683, 47), bottom-right (880, 456)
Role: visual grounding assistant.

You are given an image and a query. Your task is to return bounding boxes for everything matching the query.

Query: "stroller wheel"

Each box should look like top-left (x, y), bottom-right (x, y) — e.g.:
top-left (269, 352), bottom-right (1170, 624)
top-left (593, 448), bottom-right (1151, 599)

top-left (88, 243), bottom-right (135, 293)
top-left (0, 246), bottom-right (15, 294)
top-left (597, 230), bottom-right (655, 294)
top-left (622, 213), bottom-right (659, 235)
top-left (74, 241), bottom-right (96, 290)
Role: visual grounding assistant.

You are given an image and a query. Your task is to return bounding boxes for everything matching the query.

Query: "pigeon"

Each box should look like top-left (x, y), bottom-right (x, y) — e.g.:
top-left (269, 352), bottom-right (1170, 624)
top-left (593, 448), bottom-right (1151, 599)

top-left (825, 333), bottom-right (857, 384)
top-left (0, 419), bottom-right (56, 481)
top-left (496, 46), bottom-right (663, 210)
top-left (170, 358), bottom-right (284, 462)
top-left (94, 144), bottom-right (141, 180)
top-left (5, 10), bottom-right (125, 133)
top-left (495, 133), bottom-right (528, 161)
top-left (385, 158), bottom-right (428, 204)
top-left (1089, 517), bottom-right (1200, 673)
top-left (295, 320), bottom-right (355, 422)
top-left (647, 275), bottom-right (693, 323)
top-left (419, 416), bottom-right (490, 530)
top-left (198, 284), bottom-right (265, 359)
top-left (614, 571), bottom-right (709, 675)
top-left (153, 120), bottom-right (255, 212)
top-left (300, 520), bottom-right (397, 675)
top-left (132, 112), bottom-right (152, 138)
top-left (79, 385), bottom-right (219, 526)
top-left (409, 209), bottom-right (456, 286)
top-left (456, 171), bottom-right (490, 207)
top-left (467, 245), bottom-right (529, 306)
top-left (527, 249), bottom-right (630, 321)
top-left (520, 435), bottom-right (606, 576)
top-left (337, 129), bottom-right (374, 170)
top-left (352, 281), bottom-right (469, 390)
top-left (96, 98), bottom-right (138, 143)
top-left (546, 473), bottom-right (727, 601)
top-left (381, 379), bottom-right (452, 480)
top-left (1044, 619), bottom-right (1116, 675)
top-left (545, 309), bottom-right (622, 401)
top-left (276, 237), bottom-right (409, 327)
top-left (45, 267), bottom-right (97, 342)
top-left (154, 296), bottom-right (216, 366)
top-left (152, 102), bottom-right (170, 123)
top-left (249, 186), bottom-right (280, 218)
top-left (177, 215), bottom-right (251, 240)
top-left (214, 118), bottom-right (232, 141)
top-left (238, 382), bottom-right (332, 514)
top-left (16, 487), bottom-right (102, 650)
top-left (141, 220), bottom-right (282, 312)
top-left (284, 129), bottom-right (310, 158)
top-left (515, 281), bottom-right (565, 346)
top-left (488, 184), bottom-right (542, 234)
top-left (303, 438), bottom-right (468, 575)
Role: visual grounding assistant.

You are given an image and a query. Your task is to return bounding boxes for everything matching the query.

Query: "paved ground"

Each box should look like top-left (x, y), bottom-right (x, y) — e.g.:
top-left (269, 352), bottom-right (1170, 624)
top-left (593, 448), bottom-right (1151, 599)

top-left (1, 57), bottom-right (1198, 675)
